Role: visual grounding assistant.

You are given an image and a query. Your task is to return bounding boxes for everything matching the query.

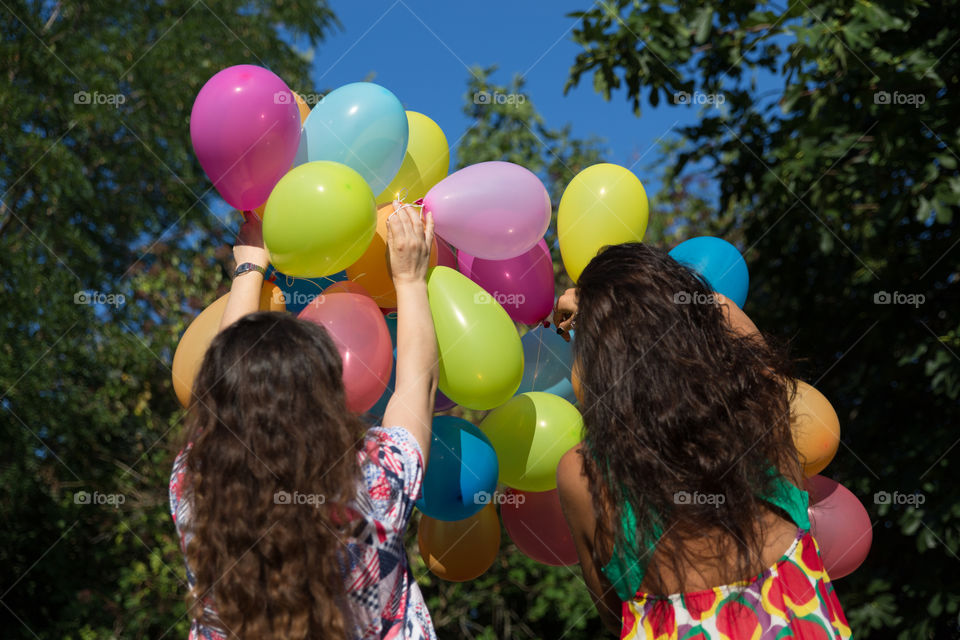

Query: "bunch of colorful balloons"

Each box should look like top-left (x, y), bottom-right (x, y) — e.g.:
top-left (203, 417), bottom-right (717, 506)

top-left (173, 64), bottom-right (870, 583)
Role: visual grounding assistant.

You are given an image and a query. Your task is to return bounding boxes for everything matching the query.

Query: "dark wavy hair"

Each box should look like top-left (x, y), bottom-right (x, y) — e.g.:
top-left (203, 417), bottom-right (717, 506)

top-left (572, 243), bottom-right (802, 595)
top-left (180, 312), bottom-right (363, 639)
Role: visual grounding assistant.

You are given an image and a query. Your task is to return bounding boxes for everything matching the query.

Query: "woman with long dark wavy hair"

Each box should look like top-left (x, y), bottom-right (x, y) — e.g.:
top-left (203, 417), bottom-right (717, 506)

top-left (169, 204), bottom-right (439, 640)
top-left (554, 243), bottom-right (850, 639)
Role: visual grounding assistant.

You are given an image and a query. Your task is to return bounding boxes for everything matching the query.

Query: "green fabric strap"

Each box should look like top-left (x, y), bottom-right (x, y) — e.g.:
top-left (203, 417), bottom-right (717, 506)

top-left (601, 470), bottom-right (809, 602)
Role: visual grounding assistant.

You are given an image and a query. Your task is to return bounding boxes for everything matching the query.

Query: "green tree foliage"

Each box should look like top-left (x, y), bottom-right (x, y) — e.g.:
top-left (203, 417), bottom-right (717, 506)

top-left (565, 1), bottom-right (960, 637)
top-left (0, 2), bottom-right (336, 637)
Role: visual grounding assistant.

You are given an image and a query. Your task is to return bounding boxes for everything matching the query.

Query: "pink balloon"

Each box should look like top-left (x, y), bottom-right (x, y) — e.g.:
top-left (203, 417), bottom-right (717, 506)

top-left (458, 238), bottom-right (555, 324)
top-left (422, 161), bottom-right (551, 260)
top-left (436, 237), bottom-right (458, 269)
top-left (806, 475), bottom-right (873, 580)
top-left (191, 65), bottom-right (302, 210)
top-left (298, 291), bottom-right (393, 413)
top-left (501, 488), bottom-right (579, 566)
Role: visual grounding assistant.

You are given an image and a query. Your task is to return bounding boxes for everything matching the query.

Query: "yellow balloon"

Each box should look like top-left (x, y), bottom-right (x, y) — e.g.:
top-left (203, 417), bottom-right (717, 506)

top-left (791, 381), bottom-right (841, 476)
top-left (171, 282), bottom-right (285, 407)
top-left (375, 111), bottom-right (449, 204)
top-left (263, 161), bottom-right (376, 277)
top-left (557, 163), bottom-right (649, 282)
top-left (418, 503), bottom-right (500, 582)
top-left (479, 392), bottom-right (584, 491)
top-left (426, 266), bottom-right (523, 410)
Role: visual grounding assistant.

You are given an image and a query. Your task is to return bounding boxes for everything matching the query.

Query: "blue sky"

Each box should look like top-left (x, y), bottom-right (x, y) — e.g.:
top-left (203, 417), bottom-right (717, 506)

top-left (293, 0), bottom-right (724, 199)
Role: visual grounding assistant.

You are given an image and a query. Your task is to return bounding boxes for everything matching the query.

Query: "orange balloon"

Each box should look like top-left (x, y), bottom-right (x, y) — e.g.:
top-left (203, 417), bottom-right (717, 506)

top-left (791, 381), bottom-right (841, 476)
top-left (294, 92), bottom-right (311, 124)
top-left (345, 202), bottom-right (437, 308)
top-left (418, 503), bottom-right (500, 582)
top-left (322, 280), bottom-right (371, 296)
top-left (171, 281), bottom-right (285, 407)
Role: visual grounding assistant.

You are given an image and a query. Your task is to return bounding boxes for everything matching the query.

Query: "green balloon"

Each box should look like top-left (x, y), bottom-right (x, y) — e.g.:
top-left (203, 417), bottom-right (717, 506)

top-left (426, 266), bottom-right (523, 410)
top-left (263, 161), bottom-right (376, 277)
top-left (479, 392), bottom-right (584, 491)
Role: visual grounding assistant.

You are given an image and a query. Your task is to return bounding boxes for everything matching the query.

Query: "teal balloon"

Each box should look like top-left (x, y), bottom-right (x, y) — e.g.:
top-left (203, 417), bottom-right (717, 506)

top-left (416, 416), bottom-right (499, 521)
top-left (517, 327), bottom-right (577, 404)
top-left (669, 236), bottom-right (749, 307)
top-left (295, 82), bottom-right (408, 194)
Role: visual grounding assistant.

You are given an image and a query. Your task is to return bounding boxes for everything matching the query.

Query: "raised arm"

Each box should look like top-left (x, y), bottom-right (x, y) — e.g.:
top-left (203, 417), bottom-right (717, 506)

top-left (382, 202), bottom-right (439, 464)
top-left (220, 211), bottom-right (270, 331)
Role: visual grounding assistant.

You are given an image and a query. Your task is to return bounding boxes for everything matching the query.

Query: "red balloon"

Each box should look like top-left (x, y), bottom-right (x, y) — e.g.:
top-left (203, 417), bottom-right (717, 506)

top-left (458, 239), bottom-right (555, 325)
top-left (436, 237), bottom-right (458, 269)
top-left (501, 488), bottom-right (579, 566)
top-left (806, 475), bottom-right (873, 580)
top-left (298, 291), bottom-right (393, 413)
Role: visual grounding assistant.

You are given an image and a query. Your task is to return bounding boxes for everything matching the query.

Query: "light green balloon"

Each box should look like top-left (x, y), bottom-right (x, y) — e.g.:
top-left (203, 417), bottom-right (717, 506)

top-left (426, 266), bottom-right (523, 410)
top-left (263, 161), bottom-right (376, 277)
top-left (479, 392), bottom-right (584, 491)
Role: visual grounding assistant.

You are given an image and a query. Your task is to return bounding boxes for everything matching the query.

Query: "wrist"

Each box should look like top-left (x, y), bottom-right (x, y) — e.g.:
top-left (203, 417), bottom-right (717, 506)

top-left (393, 275), bottom-right (426, 289)
top-left (234, 262), bottom-right (266, 279)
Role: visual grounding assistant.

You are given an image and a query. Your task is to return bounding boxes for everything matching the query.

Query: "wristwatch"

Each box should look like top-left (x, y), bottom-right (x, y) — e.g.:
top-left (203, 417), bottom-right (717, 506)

top-left (234, 262), bottom-right (266, 279)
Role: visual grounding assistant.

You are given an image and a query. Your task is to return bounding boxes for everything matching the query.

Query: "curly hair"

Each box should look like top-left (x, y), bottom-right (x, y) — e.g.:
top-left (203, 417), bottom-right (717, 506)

top-left (572, 243), bottom-right (802, 594)
top-left (180, 312), bottom-right (363, 639)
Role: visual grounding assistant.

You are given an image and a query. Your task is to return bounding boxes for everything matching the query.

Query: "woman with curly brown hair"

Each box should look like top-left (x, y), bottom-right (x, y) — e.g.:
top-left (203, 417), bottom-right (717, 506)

top-left (554, 243), bottom-right (850, 639)
top-left (169, 203), bottom-right (439, 640)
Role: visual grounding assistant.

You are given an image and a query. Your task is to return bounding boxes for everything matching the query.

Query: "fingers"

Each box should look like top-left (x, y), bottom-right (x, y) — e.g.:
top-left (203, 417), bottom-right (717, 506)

top-left (424, 211), bottom-right (435, 249)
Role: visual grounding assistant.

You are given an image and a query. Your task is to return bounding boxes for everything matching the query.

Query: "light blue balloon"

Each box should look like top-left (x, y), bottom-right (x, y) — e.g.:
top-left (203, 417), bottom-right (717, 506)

top-left (295, 82), bottom-right (408, 194)
top-left (669, 236), bottom-right (749, 308)
top-left (516, 326), bottom-right (577, 404)
top-left (416, 416), bottom-right (499, 522)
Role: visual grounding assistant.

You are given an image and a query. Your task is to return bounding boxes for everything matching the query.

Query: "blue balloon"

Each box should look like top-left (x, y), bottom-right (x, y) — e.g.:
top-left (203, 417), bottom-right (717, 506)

top-left (669, 236), bottom-right (749, 308)
top-left (516, 326), bottom-right (577, 404)
top-left (267, 267), bottom-right (347, 314)
top-left (295, 82), bottom-right (408, 194)
top-left (416, 416), bottom-right (499, 521)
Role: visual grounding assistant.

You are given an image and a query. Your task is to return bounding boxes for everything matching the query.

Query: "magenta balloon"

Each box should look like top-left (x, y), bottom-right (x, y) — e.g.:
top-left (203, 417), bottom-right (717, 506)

top-left (457, 239), bottom-right (554, 324)
top-left (422, 161), bottom-right (551, 260)
top-left (298, 291), bottom-right (393, 413)
top-left (190, 65), bottom-right (302, 210)
top-left (501, 488), bottom-right (578, 566)
top-left (436, 237), bottom-right (458, 269)
top-left (806, 475), bottom-right (873, 580)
